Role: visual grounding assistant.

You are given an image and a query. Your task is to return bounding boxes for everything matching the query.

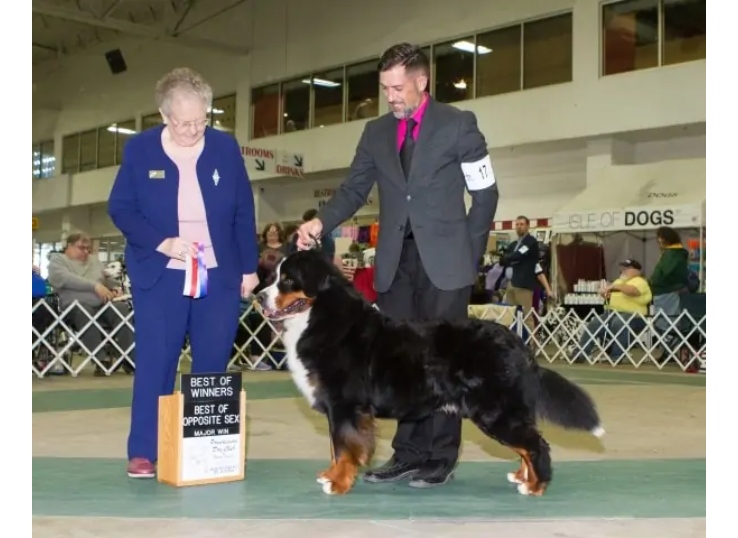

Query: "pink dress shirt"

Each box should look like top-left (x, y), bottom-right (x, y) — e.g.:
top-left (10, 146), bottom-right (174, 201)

top-left (396, 92), bottom-right (430, 149)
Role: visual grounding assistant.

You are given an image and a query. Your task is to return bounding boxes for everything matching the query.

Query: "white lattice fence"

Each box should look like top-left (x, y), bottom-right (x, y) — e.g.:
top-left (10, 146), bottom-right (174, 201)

top-left (469, 305), bottom-right (706, 372)
top-left (31, 298), bottom-right (287, 378)
top-left (32, 298), bottom-right (706, 378)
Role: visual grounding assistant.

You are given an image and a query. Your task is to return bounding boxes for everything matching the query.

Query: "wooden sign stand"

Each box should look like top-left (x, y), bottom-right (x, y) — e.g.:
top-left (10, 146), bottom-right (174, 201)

top-left (157, 373), bottom-right (247, 487)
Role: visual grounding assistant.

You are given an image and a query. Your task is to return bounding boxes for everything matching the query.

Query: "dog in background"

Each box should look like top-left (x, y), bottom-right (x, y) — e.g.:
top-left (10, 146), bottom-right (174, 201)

top-left (256, 250), bottom-right (604, 497)
top-left (104, 260), bottom-right (132, 301)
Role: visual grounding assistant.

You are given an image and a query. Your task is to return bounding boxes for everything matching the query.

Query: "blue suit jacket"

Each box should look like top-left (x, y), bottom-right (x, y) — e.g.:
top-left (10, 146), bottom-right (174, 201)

top-left (108, 125), bottom-right (258, 290)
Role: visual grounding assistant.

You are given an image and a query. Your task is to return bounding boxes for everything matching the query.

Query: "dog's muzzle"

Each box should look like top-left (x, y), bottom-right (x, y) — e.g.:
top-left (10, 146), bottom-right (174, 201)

top-left (254, 292), bottom-right (271, 316)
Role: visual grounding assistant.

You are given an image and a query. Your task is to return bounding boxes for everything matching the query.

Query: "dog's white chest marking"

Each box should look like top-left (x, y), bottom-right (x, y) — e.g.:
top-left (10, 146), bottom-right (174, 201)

top-left (281, 311), bottom-right (316, 406)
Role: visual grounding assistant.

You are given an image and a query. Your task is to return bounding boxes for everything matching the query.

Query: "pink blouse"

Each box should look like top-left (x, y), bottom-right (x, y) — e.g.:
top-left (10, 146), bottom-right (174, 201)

top-left (163, 138), bottom-right (218, 270)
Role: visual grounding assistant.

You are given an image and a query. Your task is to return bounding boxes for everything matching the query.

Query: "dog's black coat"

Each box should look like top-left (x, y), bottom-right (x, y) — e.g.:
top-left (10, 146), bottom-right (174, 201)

top-left (260, 250), bottom-right (602, 492)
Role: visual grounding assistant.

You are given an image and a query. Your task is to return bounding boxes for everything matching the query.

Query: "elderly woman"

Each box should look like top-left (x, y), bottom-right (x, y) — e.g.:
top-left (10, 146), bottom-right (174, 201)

top-left (108, 67), bottom-right (259, 479)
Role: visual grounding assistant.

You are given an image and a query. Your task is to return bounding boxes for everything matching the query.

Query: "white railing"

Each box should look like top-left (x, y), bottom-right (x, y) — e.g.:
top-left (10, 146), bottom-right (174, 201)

top-left (32, 297), bottom-right (706, 378)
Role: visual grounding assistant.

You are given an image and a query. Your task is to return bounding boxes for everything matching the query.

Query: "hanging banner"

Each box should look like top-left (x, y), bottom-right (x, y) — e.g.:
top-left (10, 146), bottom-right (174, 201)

top-left (552, 204), bottom-right (702, 233)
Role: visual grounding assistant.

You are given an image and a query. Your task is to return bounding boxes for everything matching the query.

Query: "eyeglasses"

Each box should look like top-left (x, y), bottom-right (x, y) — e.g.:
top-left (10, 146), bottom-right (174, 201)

top-left (76, 244), bottom-right (91, 252)
top-left (168, 116), bottom-right (210, 131)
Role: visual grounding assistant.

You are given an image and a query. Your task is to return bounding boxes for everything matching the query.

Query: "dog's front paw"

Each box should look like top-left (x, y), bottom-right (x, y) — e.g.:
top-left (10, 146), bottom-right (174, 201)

top-left (316, 466), bottom-right (354, 495)
top-left (316, 467), bottom-right (333, 485)
top-left (320, 476), bottom-right (353, 495)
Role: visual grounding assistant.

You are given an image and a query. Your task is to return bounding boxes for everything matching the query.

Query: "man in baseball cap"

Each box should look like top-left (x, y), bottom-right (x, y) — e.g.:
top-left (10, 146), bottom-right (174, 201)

top-left (572, 258), bottom-right (652, 363)
top-left (619, 259), bottom-right (643, 271)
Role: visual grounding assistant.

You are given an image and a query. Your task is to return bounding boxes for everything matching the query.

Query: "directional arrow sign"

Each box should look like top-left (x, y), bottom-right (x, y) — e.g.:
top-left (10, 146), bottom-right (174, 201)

top-left (241, 146), bottom-right (305, 177)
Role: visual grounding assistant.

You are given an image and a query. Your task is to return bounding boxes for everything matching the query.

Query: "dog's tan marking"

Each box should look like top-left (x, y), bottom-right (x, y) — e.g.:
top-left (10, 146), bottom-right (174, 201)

top-left (510, 448), bottom-right (548, 496)
top-left (316, 413), bottom-right (376, 495)
top-left (274, 290), bottom-right (311, 311)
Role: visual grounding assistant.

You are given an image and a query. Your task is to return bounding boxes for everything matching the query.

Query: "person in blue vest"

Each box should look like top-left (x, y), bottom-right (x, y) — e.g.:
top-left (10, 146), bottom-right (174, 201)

top-left (32, 266), bottom-right (55, 364)
top-left (108, 67), bottom-right (259, 479)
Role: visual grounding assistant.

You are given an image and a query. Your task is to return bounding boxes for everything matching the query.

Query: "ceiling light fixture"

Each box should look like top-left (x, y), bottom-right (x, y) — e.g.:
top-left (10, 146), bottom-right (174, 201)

top-left (302, 77), bottom-right (341, 88)
top-left (107, 124), bottom-right (137, 135)
top-left (452, 40), bottom-right (492, 54)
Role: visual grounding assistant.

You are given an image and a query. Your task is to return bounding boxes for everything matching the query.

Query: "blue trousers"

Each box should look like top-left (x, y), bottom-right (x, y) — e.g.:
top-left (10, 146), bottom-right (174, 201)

top-left (127, 268), bottom-right (241, 461)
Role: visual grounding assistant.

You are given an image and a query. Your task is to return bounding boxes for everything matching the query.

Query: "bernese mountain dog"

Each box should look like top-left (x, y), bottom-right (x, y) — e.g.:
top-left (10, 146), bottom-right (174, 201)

top-left (256, 249), bottom-right (604, 497)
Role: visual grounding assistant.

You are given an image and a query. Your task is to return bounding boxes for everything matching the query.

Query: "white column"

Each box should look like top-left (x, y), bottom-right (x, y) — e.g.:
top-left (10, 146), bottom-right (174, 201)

top-left (60, 213), bottom-right (72, 243)
top-left (252, 185), bottom-right (261, 227)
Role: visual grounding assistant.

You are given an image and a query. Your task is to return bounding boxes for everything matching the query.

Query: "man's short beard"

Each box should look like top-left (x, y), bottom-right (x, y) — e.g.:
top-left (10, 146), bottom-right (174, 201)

top-left (390, 103), bottom-right (419, 119)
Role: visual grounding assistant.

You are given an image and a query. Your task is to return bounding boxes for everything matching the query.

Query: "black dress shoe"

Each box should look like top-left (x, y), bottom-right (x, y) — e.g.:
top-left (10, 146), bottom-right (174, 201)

top-left (408, 460), bottom-right (456, 488)
top-left (363, 458), bottom-right (422, 483)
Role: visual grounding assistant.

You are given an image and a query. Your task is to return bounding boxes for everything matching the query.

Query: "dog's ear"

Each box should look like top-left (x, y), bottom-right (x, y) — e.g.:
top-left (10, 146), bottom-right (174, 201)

top-left (293, 253), bottom-right (334, 299)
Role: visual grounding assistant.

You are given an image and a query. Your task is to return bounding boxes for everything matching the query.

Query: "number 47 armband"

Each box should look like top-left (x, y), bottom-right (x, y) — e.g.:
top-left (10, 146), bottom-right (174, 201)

top-left (461, 154), bottom-right (496, 191)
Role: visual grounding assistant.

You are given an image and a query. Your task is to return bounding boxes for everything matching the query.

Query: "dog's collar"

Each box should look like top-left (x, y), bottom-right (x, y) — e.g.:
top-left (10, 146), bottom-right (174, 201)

top-left (276, 297), bottom-right (313, 318)
top-left (259, 297), bottom-right (313, 330)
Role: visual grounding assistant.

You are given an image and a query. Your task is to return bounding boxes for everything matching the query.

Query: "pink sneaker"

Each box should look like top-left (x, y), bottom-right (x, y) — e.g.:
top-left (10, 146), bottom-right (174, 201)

top-left (127, 457), bottom-right (156, 479)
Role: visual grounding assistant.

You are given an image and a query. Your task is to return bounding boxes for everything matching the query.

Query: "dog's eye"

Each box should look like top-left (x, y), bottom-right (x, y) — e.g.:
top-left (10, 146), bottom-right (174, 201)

top-left (282, 278), bottom-right (293, 286)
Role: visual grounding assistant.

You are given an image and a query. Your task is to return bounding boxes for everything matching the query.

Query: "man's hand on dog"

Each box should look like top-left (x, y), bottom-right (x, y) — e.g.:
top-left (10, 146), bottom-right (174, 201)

top-left (297, 218), bottom-right (323, 250)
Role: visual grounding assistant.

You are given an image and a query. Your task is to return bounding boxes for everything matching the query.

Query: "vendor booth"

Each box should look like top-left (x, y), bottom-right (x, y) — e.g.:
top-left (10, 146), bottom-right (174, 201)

top-left (550, 158), bottom-right (706, 298)
top-left (548, 158), bottom-right (706, 372)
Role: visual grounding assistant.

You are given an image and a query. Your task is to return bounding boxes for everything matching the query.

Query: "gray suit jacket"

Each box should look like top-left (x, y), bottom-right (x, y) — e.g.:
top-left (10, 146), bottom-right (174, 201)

top-left (318, 98), bottom-right (499, 293)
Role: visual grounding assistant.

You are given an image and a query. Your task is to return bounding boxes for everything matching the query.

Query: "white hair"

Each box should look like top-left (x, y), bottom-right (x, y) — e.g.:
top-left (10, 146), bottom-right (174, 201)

top-left (155, 67), bottom-right (213, 115)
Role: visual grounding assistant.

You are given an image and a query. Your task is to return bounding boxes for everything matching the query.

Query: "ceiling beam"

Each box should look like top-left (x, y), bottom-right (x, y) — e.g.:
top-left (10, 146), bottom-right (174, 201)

top-left (31, 0), bottom-right (248, 55)
top-left (33, 42), bottom-right (59, 53)
top-left (100, 0), bottom-right (126, 19)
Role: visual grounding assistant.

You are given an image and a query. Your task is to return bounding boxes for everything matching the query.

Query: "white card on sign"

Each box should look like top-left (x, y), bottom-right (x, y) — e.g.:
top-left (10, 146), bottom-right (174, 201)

top-left (461, 154), bottom-right (495, 191)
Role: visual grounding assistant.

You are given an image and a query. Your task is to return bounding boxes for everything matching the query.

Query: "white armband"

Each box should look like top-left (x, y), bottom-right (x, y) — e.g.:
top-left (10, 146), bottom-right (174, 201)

top-left (461, 154), bottom-right (495, 191)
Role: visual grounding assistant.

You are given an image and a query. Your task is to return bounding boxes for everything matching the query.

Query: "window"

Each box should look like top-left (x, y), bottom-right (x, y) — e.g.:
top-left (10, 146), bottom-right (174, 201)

top-left (281, 77), bottom-right (310, 132)
top-left (142, 112), bottom-right (163, 131)
top-left (32, 140), bottom-right (55, 179)
top-left (433, 38), bottom-right (475, 103)
top-left (312, 68), bottom-right (344, 128)
top-left (61, 134), bottom-right (80, 174)
top-left (97, 125), bottom-right (116, 168)
top-left (250, 84), bottom-right (279, 139)
top-left (113, 120), bottom-right (137, 165)
top-left (662, 0), bottom-right (705, 65)
top-left (523, 13), bottom-right (573, 89)
top-left (346, 60), bottom-right (379, 121)
top-left (602, 0), bottom-right (659, 76)
top-left (59, 118), bottom-right (136, 174)
top-left (211, 94), bottom-right (236, 133)
top-left (78, 130), bottom-right (98, 171)
top-left (476, 25), bottom-right (522, 97)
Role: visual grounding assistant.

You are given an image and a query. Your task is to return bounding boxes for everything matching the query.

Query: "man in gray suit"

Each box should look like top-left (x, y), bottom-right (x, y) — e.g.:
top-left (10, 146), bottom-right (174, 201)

top-left (297, 43), bottom-right (499, 488)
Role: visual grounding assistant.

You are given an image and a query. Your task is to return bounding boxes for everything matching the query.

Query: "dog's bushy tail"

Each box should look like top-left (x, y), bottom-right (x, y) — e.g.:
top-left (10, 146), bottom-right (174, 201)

top-left (536, 367), bottom-right (605, 437)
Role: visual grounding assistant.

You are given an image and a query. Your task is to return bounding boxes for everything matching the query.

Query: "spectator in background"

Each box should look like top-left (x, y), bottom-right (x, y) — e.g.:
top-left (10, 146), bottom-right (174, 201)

top-left (650, 226), bottom-right (689, 323)
top-left (259, 222), bottom-right (288, 256)
top-left (501, 216), bottom-right (540, 332)
top-left (47, 233), bottom-right (134, 376)
top-left (32, 264), bottom-right (53, 342)
top-left (572, 259), bottom-right (652, 363)
top-left (33, 265), bottom-right (65, 375)
top-left (244, 222), bottom-right (290, 372)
